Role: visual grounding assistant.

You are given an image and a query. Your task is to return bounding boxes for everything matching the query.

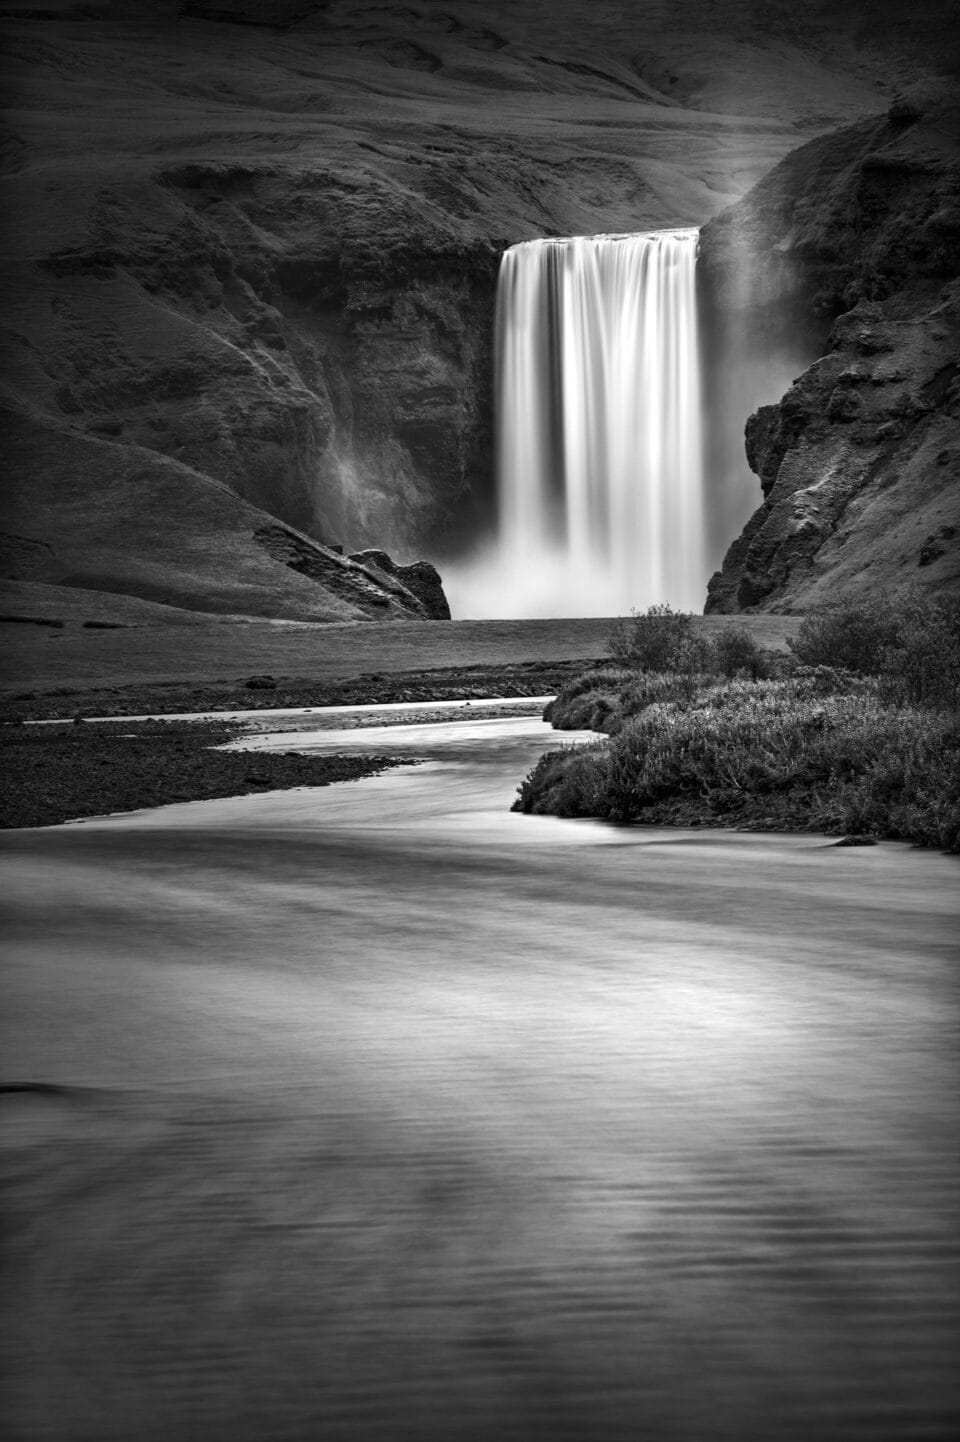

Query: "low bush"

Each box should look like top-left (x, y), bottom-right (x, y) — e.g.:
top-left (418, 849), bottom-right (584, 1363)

top-left (548, 670), bottom-right (714, 733)
top-left (543, 667), bottom-right (634, 729)
top-left (616, 670), bottom-right (709, 722)
top-left (787, 592), bottom-right (960, 707)
top-left (880, 595), bottom-right (960, 710)
top-left (713, 624), bottom-right (769, 680)
top-left (543, 687), bottom-right (616, 732)
top-left (608, 606), bottom-right (777, 680)
top-left (514, 743), bottom-right (611, 818)
top-left (516, 676), bottom-right (960, 849)
top-left (608, 604), bottom-right (695, 672)
top-left (526, 597), bottom-right (960, 849)
top-left (788, 598), bottom-right (900, 673)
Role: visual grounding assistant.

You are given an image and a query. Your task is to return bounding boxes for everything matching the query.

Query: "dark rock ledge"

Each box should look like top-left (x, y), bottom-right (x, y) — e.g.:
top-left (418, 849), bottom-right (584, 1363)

top-left (254, 526), bottom-right (451, 619)
top-left (348, 549), bottom-right (451, 620)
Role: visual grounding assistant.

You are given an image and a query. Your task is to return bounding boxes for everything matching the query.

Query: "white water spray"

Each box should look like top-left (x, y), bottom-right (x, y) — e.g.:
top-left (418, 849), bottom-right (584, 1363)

top-left (447, 228), bottom-right (707, 618)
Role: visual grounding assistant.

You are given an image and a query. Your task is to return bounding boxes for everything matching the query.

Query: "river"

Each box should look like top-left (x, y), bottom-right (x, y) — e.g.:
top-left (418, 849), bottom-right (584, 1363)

top-left (1, 714), bottom-right (958, 1441)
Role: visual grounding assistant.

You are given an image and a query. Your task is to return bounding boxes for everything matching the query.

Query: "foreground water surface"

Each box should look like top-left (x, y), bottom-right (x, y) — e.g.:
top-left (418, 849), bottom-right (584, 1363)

top-left (2, 716), bottom-right (958, 1441)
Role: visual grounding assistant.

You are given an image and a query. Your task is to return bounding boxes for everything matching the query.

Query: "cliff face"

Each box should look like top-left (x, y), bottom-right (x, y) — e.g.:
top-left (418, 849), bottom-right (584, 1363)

top-left (2, 0), bottom-right (957, 621)
top-left (701, 83), bottom-right (960, 613)
top-left (30, 158), bottom-right (501, 556)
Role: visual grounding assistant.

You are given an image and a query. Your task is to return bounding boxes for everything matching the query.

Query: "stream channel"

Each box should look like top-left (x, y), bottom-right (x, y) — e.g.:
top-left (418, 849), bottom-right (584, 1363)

top-left (2, 708), bottom-right (958, 1440)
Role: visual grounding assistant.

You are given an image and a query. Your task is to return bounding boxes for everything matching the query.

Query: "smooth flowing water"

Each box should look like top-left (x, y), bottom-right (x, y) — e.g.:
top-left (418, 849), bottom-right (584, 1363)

top-left (448, 230), bottom-right (706, 619)
top-left (2, 716), bottom-right (958, 1441)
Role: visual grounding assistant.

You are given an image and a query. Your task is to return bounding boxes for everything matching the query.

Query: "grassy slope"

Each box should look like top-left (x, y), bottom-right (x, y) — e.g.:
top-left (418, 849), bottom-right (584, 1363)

top-left (3, 410), bottom-right (383, 620)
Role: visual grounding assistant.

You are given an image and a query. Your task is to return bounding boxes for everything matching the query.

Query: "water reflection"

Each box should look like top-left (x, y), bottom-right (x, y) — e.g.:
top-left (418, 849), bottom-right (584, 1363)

top-left (2, 717), bottom-right (958, 1440)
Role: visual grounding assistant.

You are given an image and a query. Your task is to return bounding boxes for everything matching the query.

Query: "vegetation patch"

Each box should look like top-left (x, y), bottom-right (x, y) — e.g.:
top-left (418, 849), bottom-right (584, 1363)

top-left (515, 599), bottom-right (960, 851)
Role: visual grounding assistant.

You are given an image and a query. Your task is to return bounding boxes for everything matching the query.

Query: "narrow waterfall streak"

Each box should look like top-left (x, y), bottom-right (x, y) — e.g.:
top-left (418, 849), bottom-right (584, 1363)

top-left (453, 229), bottom-right (706, 619)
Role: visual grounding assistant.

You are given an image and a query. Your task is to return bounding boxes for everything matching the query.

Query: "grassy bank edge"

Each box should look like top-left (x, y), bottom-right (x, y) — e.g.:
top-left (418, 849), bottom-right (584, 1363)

top-left (512, 605), bottom-right (960, 853)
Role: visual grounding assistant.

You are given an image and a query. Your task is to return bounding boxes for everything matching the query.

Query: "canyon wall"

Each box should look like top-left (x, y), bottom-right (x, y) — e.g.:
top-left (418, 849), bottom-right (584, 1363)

top-left (2, 0), bottom-right (957, 620)
top-left (700, 81), bottom-right (960, 613)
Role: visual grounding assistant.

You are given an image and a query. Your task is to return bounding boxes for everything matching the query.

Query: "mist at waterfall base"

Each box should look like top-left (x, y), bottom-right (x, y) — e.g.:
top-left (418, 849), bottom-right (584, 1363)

top-left (444, 229), bottom-right (806, 620)
top-left (447, 229), bottom-right (702, 619)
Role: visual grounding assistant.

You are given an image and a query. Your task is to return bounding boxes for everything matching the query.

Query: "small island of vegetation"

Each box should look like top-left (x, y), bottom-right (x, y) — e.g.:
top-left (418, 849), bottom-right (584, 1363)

top-left (514, 597), bottom-right (960, 852)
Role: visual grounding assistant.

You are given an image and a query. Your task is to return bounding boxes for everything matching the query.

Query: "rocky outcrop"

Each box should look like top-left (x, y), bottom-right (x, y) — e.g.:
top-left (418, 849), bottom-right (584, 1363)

top-left (256, 529), bottom-right (449, 619)
top-left (701, 82), bottom-right (960, 613)
top-left (348, 550), bottom-right (450, 620)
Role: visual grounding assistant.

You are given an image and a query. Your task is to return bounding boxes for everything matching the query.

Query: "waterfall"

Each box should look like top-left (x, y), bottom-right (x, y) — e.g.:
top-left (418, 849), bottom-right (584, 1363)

top-left (449, 228), bottom-right (706, 619)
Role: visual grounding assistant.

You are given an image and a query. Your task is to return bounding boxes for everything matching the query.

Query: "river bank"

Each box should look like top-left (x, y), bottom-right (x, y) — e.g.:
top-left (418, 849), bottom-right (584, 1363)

top-left (0, 615), bottom-right (806, 830)
top-left (0, 650), bottom-right (593, 829)
top-left (0, 698), bottom-right (552, 830)
top-left (0, 718), bottom-right (407, 831)
top-left (0, 658), bottom-right (593, 722)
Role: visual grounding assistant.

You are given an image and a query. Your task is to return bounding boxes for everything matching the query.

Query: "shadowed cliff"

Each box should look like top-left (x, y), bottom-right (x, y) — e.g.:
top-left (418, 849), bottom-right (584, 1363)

top-left (701, 79), bottom-right (960, 613)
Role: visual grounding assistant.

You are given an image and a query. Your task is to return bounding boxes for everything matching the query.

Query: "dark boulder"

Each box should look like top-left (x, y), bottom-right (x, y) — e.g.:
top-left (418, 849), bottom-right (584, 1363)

top-left (349, 550), bottom-right (451, 620)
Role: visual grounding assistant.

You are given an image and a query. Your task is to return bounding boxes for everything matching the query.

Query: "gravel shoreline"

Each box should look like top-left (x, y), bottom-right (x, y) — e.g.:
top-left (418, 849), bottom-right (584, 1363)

top-left (0, 719), bottom-right (411, 830)
top-left (1, 659), bottom-right (593, 723)
top-left (0, 667), bottom-right (572, 829)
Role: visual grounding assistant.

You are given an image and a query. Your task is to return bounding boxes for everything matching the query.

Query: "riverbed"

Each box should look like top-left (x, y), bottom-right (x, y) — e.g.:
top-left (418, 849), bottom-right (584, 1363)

top-left (2, 714), bottom-right (957, 1441)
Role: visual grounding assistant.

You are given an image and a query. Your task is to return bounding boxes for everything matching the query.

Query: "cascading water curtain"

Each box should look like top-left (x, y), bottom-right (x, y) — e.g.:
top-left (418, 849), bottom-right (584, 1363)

top-left (494, 228), bottom-right (706, 616)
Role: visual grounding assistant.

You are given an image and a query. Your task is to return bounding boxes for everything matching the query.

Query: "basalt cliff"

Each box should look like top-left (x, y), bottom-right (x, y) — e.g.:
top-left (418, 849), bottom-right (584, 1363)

top-left (701, 81), bottom-right (960, 614)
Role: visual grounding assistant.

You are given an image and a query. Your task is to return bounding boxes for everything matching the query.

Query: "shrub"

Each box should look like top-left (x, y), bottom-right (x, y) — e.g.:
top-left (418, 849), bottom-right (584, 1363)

top-left (544, 687), bottom-right (617, 732)
top-left (617, 670), bottom-right (710, 723)
top-left (618, 671), bottom-right (696, 713)
top-left (606, 607), bottom-right (778, 681)
top-left (790, 665), bottom-right (875, 699)
top-left (788, 597), bottom-right (900, 673)
top-left (789, 592), bottom-right (960, 709)
top-left (516, 676), bottom-right (960, 849)
top-left (712, 624), bottom-right (769, 680)
top-left (548, 669), bottom-right (716, 733)
top-left (880, 595), bottom-right (960, 710)
top-left (543, 667), bottom-right (634, 726)
top-left (528, 598), bottom-right (960, 847)
top-left (513, 743), bottom-right (610, 817)
top-left (608, 603), bottom-right (695, 672)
